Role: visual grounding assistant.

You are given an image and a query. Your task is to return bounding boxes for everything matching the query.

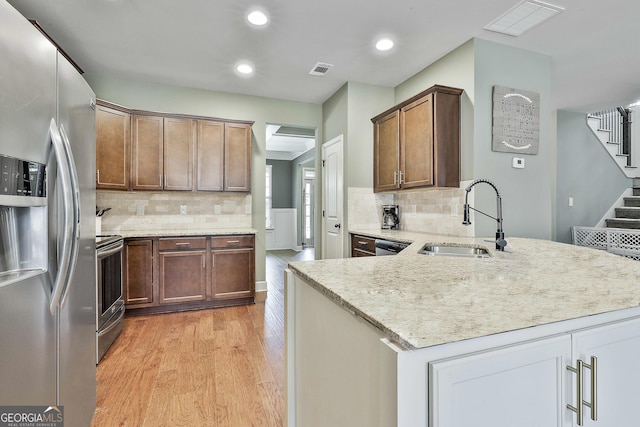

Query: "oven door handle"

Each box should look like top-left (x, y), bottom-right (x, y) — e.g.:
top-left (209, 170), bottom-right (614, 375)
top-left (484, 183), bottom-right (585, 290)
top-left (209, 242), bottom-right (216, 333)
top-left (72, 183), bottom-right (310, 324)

top-left (49, 119), bottom-right (74, 315)
top-left (58, 124), bottom-right (81, 310)
top-left (97, 242), bottom-right (124, 259)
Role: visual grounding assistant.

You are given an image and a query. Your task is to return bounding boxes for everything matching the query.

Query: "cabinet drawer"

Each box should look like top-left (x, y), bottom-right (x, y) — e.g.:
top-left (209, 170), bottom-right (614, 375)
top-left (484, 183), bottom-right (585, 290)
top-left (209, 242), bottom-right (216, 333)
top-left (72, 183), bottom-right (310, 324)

top-left (351, 235), bottom-right (376, 255)
top-left (159, 237), bottom-right (207, 251)
top-left (211, 235), bottom-right (254, 249)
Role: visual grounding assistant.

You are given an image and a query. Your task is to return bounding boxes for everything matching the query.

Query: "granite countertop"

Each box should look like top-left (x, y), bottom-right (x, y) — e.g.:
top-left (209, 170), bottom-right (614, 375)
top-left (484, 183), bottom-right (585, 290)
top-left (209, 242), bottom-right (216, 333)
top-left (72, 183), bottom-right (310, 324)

top-left (113, 228), bottom-right (257, 239)
top-left (288, 230), bottom-right (640, 350)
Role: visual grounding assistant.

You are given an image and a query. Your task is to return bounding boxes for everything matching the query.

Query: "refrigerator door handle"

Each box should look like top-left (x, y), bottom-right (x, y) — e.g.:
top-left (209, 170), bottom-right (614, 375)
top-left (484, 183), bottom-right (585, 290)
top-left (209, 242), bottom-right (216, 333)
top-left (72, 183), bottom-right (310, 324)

top-left (57, 124), bottom-right (81, 309)
top-left (48, 118), bottom-right (74, 315)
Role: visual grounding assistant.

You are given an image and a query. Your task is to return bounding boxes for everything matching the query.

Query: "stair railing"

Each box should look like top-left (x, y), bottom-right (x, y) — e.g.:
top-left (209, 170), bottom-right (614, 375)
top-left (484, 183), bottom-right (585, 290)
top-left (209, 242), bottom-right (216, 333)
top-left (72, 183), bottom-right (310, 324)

top-left (589, 107), bottom-right (632, 166)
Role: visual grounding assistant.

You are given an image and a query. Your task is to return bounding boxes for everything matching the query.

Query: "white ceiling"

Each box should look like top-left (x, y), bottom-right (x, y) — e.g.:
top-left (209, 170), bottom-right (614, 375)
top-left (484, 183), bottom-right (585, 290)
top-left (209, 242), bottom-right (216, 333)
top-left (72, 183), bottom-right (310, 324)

top-left (7, 0), bottom-right (640, 112)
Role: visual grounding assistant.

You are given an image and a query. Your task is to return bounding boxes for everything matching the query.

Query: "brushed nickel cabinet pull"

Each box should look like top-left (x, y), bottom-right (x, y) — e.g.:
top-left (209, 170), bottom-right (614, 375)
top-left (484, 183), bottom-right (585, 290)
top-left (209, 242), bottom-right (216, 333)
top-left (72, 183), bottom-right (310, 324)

top-left (211, 254), bottom-right (215, 268)
top-left (399, 170), bottom-right (404, 184)
top-left (175, 242), bottom-right (190, 247)
top-left (227, 240), bottom-right (240, 244)
top-left (358, 241), bottom-right (368, 245)
top-left (583, 356), bottom-right (598, 422)
top-left (96, 170), bottom-right (100, 183)
top-left (393, 171), bottom-right (398, 185)
top-left (567, 359), bottom-right (584, 426)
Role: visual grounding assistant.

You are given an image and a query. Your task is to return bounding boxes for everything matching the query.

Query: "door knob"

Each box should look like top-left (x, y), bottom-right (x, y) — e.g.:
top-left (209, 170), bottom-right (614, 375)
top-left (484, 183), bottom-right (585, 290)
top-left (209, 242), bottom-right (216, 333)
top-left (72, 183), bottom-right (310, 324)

top-left (334, 224), bottom-right (341, 229)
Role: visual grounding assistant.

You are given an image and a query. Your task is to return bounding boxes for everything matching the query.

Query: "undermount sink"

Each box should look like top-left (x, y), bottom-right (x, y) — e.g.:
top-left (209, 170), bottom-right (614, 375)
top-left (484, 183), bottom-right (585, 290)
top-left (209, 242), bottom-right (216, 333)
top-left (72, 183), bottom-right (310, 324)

top-left (420, 244), bottom-right (490, 258)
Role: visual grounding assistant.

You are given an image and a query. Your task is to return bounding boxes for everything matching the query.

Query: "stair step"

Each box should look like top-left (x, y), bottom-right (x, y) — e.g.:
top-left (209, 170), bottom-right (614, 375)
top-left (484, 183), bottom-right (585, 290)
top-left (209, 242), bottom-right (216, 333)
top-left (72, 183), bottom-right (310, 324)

top-left (615, 207), bottom-right (640, 219)
top-left (634, 188), bottom-right (640, 197)
top-left (606, 218), bottom-right (640, 229)
top-left (624, 197), bottom-right (640, 207)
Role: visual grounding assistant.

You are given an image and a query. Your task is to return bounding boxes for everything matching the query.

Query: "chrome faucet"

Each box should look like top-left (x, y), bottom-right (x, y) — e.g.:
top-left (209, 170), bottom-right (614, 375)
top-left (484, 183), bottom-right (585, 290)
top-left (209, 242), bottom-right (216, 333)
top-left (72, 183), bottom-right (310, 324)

top-left (462, 179), bottom-right (507, 251)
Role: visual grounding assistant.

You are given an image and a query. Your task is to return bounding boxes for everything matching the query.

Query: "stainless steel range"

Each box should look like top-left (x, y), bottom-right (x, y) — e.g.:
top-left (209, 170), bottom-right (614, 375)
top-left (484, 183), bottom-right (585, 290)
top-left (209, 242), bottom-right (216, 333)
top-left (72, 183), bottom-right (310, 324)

top-left (96, 234), bottom-right (124, 363)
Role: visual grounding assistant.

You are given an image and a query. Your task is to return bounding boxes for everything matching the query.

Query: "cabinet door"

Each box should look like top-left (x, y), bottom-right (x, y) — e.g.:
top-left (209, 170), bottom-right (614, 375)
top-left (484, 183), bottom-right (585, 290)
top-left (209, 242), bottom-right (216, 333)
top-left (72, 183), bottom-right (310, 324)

top-left (196, 120), bottom-right (224, 191)
top-left (430, 334), bottom-right (571, 427)
top-left (373, 110), bottom-right (400, 192)
top-left (123, 239), bottom-right (154, 306)
top-left (96, 104), bottom-right (130, 190)
top-left (570, 316), bottom-right (640, 426)
top-left (212, 248), bottom-right (255, 299)
top-left (401, 94), bottom-right (433, 189)
top-left (131, 114), bottom-right (163, 190)
top-left (163, 117), bottom-right (194, 191)
top-left (159, 251), bottom-right (207, 304)
top-left (224, 122), bottom-right (252, 192)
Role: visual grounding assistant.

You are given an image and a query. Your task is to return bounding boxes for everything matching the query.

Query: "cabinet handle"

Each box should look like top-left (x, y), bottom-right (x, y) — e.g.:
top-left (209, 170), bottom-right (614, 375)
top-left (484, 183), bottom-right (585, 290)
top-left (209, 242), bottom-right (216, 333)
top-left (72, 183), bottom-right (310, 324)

top-left (399, 170), bottom-right (404, 184)
top-left (175, 242), bottom-right (191, 247)
top-left (164, 174), bottom-right (168, 187)
top-left (227, 240), bottom-right (240, 244)
top-left (393, 171), bottom-right (398, 185)
top-left (567, 357), bottom-right (597, 426)
top-left (567, 360), bottom-right (584, 426)
top-left (358, 241), bottom-right (368, 245)
top-left (202, 255), bottom-right (205, 269)
top-left (583, 356), bottom-right (598, 422)
top-left (96, 169), bottom-right (100, 183)
top-left (211, 254), bottom-right (215, 268)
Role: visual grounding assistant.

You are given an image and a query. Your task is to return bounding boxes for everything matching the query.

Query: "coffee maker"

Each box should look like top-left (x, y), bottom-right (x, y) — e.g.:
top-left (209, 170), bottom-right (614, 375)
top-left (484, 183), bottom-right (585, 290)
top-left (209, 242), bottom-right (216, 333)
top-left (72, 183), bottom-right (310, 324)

top-left (382, 205), bottom-right (399, 230)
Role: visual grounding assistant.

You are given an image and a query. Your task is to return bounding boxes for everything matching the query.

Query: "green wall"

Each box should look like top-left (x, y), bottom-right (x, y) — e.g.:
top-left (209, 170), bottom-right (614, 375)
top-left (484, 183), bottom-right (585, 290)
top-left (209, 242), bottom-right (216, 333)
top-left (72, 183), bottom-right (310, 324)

top-left (473, 39), bottom-right (552, 240)
top-left (556, 110), bottom-right (631, 243)
top-left (266, 159), bottom-right (293, 208)
top-left (85, 74), bottom-right (323, 283)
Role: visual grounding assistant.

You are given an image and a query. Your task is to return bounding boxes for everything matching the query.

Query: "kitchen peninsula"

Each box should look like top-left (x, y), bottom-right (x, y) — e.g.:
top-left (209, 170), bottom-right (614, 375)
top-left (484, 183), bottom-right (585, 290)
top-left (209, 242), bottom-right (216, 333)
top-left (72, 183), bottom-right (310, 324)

top-left (285, 232), bottom-right (640, 426)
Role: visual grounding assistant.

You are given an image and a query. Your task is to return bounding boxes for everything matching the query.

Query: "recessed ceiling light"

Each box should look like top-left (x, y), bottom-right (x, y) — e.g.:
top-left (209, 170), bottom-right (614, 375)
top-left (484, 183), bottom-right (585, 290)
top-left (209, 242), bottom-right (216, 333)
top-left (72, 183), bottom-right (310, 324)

top-left (247, 10), bottom-right (268, 26)
top-left (375, 38), bottom-right (394, 51)
top-left (236, 63), bottom-right (254, 75)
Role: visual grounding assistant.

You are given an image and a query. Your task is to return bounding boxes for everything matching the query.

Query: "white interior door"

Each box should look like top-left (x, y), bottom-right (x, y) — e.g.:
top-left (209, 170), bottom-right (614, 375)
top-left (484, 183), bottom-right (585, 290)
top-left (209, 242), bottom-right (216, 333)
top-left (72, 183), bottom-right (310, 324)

top-left (322, 136), bottom-right (343, 259)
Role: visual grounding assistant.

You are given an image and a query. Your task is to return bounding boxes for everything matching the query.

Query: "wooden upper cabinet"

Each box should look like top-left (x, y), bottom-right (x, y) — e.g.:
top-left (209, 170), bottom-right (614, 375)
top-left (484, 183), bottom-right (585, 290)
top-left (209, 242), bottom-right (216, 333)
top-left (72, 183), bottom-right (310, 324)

top-left (224, 122), bottom-right (252, 192)
top-left (164, 117), bottom-right (194, 191)
top-left (401, 95), bottom-right (434, 189)
top-left (196, 120), bottom-right (224, 191)
top-left (372, 85), bottom-right (462, 193)
top-left (132, 114), bottom-right (163, 191)
top-left (95, 99), bottom-right (253, 193)
top-left (373, 110), bottom-right (400, 192)
top-left (96, 103), bottom-right (130, 190)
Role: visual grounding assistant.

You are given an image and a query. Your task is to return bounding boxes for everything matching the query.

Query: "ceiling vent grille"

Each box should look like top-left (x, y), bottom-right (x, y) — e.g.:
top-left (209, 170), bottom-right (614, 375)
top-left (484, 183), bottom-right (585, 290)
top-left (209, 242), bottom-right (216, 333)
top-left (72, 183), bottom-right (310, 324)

top-left (309, 62), bottom-right (334, 76)
top-left (485, 0), bottom-right (564, 37)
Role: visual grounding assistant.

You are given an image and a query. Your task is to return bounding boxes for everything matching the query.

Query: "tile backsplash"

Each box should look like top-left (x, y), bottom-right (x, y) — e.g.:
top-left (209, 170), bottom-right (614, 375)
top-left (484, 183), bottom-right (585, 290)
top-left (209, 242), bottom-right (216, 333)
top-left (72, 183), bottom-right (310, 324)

top-left (348, 184), bottom-right (474, 237)
top-left (97, 191), bottom-right (252, 233)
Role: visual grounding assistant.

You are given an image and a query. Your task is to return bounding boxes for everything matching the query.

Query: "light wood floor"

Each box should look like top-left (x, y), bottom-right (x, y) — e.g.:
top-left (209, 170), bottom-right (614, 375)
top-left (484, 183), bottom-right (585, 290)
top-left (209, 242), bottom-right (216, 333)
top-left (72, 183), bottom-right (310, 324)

top-left (91, 249), bottom-right (314, 427)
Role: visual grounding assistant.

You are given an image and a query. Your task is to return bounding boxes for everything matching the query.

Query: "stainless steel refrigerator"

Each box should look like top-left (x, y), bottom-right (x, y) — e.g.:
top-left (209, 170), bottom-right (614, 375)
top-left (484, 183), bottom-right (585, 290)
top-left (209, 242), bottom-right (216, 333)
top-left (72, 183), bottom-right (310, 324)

top-left (0, 1), bottom-right (97, 426)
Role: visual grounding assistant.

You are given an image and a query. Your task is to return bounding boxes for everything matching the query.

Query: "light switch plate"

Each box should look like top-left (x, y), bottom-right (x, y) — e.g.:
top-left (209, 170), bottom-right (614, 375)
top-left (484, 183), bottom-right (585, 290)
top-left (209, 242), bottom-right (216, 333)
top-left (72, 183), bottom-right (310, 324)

top-left (180, 205), bottom-right (187, 215)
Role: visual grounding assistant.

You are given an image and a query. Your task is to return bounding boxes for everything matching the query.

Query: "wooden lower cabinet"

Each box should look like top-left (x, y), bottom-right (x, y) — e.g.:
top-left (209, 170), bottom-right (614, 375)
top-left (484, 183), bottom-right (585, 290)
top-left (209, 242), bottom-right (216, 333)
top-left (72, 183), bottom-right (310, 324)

top-left (159, 250), bottom-right (207, 304)
top-left (123, 234), bottom-right (255, 315)
top-left (123, 239), bottom-right (154, 306)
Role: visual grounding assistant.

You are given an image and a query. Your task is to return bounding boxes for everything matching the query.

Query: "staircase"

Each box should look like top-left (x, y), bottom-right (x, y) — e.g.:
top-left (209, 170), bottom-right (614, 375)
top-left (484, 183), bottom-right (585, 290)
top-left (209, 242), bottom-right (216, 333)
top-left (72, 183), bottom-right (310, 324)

top-left (587, 110), bottom-right (636, 178)
top-left (605, 179), bottom-right (640, 229)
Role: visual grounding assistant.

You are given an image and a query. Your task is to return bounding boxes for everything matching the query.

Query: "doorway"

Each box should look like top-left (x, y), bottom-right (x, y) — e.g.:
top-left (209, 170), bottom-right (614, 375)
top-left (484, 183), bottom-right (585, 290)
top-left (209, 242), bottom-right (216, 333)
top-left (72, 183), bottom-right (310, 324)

top-left (265, 124), bottom-right (317, 252)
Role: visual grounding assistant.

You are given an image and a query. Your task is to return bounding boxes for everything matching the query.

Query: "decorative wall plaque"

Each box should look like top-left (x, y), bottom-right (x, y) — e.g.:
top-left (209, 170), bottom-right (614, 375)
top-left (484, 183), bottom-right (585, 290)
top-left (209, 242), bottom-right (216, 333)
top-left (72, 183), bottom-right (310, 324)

top-left (492, 85), bottom-right (540, 155)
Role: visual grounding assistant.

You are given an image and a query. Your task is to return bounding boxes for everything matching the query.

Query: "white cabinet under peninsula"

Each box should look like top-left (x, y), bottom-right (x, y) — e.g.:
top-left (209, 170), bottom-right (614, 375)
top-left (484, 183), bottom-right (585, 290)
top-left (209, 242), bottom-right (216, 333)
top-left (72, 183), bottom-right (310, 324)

top-left (285, 235), bottom-right (640, 427)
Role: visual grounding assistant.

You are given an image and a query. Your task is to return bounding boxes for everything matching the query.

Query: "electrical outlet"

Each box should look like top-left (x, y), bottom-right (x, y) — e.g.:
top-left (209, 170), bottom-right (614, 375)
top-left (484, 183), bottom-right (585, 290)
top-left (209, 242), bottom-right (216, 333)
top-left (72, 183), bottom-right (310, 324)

top-left (180, 205), bottom-right (187, 215)
top-left (569, 197), bottom-right (574, 207)
top-left (214, 205), bottom-right (221, 215)
top-left (136, 205), bottom-right (144, 216)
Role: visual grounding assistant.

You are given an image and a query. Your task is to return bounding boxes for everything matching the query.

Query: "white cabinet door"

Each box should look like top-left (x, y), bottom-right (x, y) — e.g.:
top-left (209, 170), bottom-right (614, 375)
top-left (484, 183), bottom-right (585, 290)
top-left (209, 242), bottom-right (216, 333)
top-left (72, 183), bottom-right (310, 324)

top-left (570, 316), bottom-right (640, 426)
top-left (430, 334), bottom-right (572, 427)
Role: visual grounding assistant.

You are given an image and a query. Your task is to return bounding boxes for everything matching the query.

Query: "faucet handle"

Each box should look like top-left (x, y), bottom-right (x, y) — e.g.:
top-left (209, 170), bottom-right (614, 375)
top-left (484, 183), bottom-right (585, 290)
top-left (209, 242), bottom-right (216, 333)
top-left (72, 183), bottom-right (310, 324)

top-left (495, 231), bottom-right (507, 251)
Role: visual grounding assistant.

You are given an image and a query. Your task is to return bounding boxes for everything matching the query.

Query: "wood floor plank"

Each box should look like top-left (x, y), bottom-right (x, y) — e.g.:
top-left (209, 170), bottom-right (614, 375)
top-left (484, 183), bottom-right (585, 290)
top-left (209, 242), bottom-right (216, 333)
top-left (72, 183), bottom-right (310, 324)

top-left (91, 248), bottom-right (313, 427)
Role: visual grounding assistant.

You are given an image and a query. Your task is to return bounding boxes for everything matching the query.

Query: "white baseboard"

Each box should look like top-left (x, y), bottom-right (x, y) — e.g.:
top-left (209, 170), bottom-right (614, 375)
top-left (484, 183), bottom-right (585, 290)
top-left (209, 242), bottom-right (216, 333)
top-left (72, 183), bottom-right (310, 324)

top-left (255, 280), bottom-right (268, 302)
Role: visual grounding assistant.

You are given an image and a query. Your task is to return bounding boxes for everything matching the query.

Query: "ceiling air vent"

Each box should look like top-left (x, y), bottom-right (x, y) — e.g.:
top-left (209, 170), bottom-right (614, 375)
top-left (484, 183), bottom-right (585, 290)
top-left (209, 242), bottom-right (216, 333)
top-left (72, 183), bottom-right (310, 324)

top-left (309, 62), bottom-right (334, 76)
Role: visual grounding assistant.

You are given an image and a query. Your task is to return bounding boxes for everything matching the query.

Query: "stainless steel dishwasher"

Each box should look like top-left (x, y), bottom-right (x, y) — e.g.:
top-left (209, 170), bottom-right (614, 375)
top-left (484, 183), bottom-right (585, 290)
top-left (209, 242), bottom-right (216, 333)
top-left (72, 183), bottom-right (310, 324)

top-left (374, 239), bottom-right (409, 256)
